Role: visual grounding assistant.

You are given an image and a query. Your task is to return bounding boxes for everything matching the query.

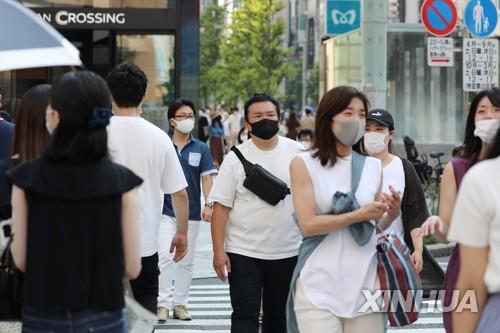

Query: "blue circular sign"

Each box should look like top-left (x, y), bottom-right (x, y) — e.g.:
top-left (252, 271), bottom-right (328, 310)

top-left (421, 0), bottom-right (458, 36)
top-left (464, 0), bottom-right (498, 37)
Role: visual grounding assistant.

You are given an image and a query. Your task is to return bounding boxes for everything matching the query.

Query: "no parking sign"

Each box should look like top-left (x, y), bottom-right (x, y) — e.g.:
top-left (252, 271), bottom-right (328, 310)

top-left (421, 0), bottom-right (458, 36)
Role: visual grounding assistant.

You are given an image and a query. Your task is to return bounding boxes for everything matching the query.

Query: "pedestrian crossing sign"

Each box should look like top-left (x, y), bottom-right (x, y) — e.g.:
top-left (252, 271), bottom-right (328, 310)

top-left (464, 0), bottom-right (498, 37)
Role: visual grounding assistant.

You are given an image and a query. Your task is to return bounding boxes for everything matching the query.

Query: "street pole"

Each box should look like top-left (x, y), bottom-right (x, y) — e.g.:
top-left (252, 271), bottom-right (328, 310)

top-left (299, 0), bottom-right (307, 111)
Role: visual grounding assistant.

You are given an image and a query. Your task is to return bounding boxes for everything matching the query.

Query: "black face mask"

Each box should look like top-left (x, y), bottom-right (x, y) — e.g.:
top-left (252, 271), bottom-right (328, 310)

top-left (249, 118), bottom-right (279, 140)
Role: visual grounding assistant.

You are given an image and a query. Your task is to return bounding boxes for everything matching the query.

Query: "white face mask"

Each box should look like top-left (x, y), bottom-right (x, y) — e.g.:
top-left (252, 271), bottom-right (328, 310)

top-left (364, 132), bottom-right (389, 154)
top-left (299, 141), bottom-right (312, 149)
top-left (474, 118), bottom-right (500, 144)
top-left (174, 118), bottom-right (195, 134)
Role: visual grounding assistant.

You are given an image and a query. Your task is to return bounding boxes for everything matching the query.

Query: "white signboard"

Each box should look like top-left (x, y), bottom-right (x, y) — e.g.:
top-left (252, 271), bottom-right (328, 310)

top-left (463, 38), bottom-right (499, 92)
top-left (427, 37), bottom-right (454, 67)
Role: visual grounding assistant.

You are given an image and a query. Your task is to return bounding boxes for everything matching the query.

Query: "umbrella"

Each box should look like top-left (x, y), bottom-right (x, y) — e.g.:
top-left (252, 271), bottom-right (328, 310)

top-left (0, 0), bottom-right (82, 72)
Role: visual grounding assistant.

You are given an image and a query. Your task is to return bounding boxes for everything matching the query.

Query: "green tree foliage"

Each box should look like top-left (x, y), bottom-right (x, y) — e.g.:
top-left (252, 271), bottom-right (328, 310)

top-left (218, 0), bottom-right (290, 104)
top-left (200, 2), bottom-right (227, 107)
top-left (284, 59), bottom-right (302, 110)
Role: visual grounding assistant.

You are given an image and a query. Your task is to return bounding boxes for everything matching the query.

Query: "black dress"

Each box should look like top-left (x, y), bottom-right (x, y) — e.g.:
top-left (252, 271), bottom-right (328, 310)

top-left (6, 156), bottom-right (142, 311)
top-left (400, 159), bottom-right (445, 296)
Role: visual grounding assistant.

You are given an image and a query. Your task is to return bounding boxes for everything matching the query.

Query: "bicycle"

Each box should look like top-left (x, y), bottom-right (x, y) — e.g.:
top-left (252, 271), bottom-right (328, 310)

top-left (403, 136), bottom-right (445, 184)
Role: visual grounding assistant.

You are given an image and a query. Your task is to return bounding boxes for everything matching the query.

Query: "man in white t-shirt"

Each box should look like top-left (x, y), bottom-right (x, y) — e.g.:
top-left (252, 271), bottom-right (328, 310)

top-left (227, 107), bottom-right (242, 147)
top-left (208, 94), bottom-right (303, 333)
top-left (106, 63), bottom-right (189, 313)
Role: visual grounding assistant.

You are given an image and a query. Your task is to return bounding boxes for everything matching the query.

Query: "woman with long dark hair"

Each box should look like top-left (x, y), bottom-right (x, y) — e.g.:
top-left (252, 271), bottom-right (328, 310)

top-left (420, 88), bottom-right (500, 332)
top-left (1, 85), bottom-right (51, 222)
top-left (209, 114), bottom-right (225, 168)
top-left (8, 71), bottom-right (143, 333)
top-left (11, 84), bottom-right (51, 162)
top-left (286, 112), bottom-right (301, 140)
top-left (287, 86), bottom-right (400, 333)
top-left (446, 126), bottom-right (500, 333)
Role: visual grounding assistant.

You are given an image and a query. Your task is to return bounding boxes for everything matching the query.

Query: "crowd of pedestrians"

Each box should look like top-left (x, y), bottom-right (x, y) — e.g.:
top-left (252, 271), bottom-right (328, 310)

top-left (0, 63), bottom-right (499, 333)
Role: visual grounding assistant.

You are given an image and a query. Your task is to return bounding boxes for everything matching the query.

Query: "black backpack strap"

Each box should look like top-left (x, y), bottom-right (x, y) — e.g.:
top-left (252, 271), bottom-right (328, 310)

top-left (230, 146), bottom-right (253, 176)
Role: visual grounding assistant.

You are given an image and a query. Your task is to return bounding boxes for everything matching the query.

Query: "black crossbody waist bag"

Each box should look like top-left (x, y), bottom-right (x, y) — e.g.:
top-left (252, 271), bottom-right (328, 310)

top-left (231, 146), bottom-right (290, 206)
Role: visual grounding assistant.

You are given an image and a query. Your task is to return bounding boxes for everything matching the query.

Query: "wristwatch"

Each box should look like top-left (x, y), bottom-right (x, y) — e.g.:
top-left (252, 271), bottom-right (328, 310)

top-left (205, 202), bottom-right (214, 209)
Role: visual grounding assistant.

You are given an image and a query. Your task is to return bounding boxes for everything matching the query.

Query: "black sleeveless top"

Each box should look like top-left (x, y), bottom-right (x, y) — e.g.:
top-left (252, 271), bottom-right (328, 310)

top-left (6, 156), bottom-right (142, 311)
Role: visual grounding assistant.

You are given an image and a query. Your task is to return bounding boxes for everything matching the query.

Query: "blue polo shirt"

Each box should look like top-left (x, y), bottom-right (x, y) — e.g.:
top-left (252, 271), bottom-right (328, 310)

top-left (163, 135), bottom-right (217, 221)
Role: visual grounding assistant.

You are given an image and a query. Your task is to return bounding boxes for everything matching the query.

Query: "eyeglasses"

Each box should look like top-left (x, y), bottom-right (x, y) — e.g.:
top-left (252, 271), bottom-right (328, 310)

top-left (174, 114), bottom-right (195, 120)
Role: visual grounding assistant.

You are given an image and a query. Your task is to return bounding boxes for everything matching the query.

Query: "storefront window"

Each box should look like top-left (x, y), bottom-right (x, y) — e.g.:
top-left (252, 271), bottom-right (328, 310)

top-left (325, 30), bottom-right (363, 90)
top-left (387, 31), bottom-right (465, 144)
top-left (117, 34), bottom-right (175, 130)
top-left (0, 71), bottom-right (14, 118)
top-left (21, 0), bottom-right (175, 9)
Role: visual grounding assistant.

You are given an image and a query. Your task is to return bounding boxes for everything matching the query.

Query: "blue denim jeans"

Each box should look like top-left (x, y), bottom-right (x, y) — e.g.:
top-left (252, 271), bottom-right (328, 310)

top-left (22, 307), bottom-right (126, 333)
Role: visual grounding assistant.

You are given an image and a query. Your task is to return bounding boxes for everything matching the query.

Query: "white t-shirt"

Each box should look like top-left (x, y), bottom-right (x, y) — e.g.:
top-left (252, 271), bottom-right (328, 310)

top-left (107, 116), bottom-right (187, 257)
top-left (228, 113), bottom-right (242, 135)
top-left (382, 156), bottom-right (406, 240)
top-left (299, 152), bottom-right (382, 318)
top-left (448, 156), bottom-right (500, 294)
top-left (222, 112), bottom-right (230, 137)
top-left (207, 136), bottom-right (303, 260)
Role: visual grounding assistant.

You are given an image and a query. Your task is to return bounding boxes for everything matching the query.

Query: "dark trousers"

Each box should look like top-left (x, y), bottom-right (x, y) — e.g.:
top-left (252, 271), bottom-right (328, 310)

top-left (227, 253), bottom-right (297, 333)
top-left (130, 253), bottom-right (159, 313)
top-left (22, 307), bottom-right (125, 333)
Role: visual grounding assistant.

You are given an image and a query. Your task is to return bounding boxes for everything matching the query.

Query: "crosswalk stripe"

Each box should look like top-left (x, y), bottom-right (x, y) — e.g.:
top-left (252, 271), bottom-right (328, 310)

top-left (190, 285), bottom-right (229, 290)
top-left (156, 262), bottom-right (448, 332)
top-left (188, 290), bottom-right (229, 295)
top-left (188, 296), bottom-right (230, 302)
top-left (388, 329), bottom-right (444, 333)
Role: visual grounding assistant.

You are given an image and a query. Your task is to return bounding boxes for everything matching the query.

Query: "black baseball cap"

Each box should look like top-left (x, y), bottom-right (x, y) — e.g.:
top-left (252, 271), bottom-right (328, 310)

top-left (367, 109), bottom-right (394, 131)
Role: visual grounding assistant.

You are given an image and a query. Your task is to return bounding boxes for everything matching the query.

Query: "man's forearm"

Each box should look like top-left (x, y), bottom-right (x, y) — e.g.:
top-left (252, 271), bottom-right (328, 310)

top-left (171, 189), bottom-right (189, 233)
top-left (211, 203), bottom-right (229, 253)
top-left (202, 175), bottom-right (213, 202)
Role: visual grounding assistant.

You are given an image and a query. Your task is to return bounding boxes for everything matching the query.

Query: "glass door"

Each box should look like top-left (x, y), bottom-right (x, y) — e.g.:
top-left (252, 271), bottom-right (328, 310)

top-left (116, 34), bottom-right (176, 130)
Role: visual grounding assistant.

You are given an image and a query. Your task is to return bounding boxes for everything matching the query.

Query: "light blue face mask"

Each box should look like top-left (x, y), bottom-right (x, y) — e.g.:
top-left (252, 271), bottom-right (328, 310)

top-left (334, 119), bottom-right (366, 146)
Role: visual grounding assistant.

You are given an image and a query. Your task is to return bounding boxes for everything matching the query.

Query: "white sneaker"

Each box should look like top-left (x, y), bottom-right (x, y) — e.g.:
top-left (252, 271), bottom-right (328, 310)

top-left (173, 305), bottom-right (192, 321)
top-left (157, 306), bottom-right (169, 322)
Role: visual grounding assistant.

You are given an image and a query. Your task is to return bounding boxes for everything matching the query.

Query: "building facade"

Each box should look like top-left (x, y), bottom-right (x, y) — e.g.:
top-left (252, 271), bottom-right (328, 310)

top-left (1, 0), bottom-right (199, 131)
top-left (321, 0), bottom-right (500, 151)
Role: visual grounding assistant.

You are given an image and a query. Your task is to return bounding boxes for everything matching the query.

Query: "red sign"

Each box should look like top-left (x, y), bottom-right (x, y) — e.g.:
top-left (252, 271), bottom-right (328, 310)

top-left (421, 0), bottom-right (458, 37)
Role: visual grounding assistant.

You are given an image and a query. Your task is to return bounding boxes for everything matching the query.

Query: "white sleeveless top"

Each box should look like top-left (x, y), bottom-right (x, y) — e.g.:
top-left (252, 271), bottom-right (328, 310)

top-left (299, 152), bottom-right (382, 318)
top-left (382, 156), bottom-right (406, 240)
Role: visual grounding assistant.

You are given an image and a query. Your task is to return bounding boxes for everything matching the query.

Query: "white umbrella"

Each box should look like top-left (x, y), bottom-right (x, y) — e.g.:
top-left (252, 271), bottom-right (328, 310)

top-left (0, 0), bottom-right (82, 72)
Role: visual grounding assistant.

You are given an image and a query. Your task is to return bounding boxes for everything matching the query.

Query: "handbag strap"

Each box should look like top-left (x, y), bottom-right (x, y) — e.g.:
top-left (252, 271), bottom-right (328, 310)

top-left (231, 146), bottom-right (291, 195)
top-left (352, 152), bottom-right (384, 234)
top-left (0, 234), bottom-right (14, 269)
top-left (230, 146), bottom-right (254, 176)
top-left (351, 151), bottom-right (366, 194)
